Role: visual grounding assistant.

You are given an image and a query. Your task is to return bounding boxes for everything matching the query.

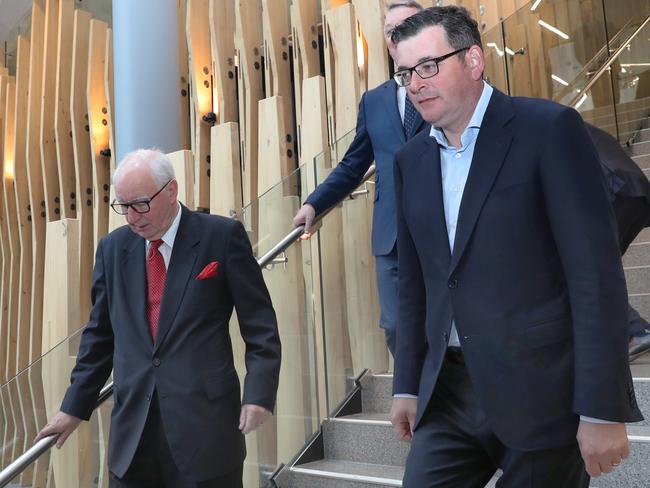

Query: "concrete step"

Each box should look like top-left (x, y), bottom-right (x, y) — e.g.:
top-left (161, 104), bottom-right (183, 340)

top-left (324, 414), bottom-right (408, 466)
top-left (585, 109), bottom-right (650, 129)
top-left (623, 242), bottom-right (650, 268)
top-left (581, 97), bottom-right (650, 119)
top-left (624, 266), bottom-right (650, 294)
top-left (635, 128), bottom-right (650, 143)
top-left (628, 139), bottom-right (650, 157)
top-left (283, 433), bottom-right (650, 487)
top-left (286, 459), bottom-right (403, 487)
top-left (361, 373), bottom-right (392, 414)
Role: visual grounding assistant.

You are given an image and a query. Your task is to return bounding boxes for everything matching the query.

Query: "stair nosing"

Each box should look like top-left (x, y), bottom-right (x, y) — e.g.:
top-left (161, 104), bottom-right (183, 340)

top-left (290, 465), bottom-right (402, 486)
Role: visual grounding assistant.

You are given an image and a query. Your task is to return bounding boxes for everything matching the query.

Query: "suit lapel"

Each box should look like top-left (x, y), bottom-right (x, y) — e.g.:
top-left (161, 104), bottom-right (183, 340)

top-left (383, 80), bottom-right (407, 145)
top-left (121, 233), bottom-right (151, 345)
top-left (423, 137), bottom-right (452, 260)
top-left (449, 91), bottom-right (514, 275)
top-left (153, 205), bottom-right (200, 353)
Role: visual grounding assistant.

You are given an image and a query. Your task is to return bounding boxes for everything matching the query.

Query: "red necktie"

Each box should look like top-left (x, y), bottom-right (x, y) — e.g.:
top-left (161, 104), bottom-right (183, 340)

top-left (146, 239), bottom-right (166, 341)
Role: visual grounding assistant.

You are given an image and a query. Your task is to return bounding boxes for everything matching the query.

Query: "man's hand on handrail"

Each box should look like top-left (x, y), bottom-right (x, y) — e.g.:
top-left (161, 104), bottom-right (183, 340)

top-left (35, 411), bottom-right (82, 449)
top-left (293, 204), bottom-right (320, 240)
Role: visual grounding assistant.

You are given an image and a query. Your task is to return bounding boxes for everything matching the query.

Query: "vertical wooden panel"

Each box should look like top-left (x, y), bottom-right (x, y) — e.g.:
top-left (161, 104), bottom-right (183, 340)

top-left (257, 96), bottom-right (287, 196)
top-left (210, 122), bottom-right (242, 216)
top-left (290, 0), bottom-right (320, 159)
top-left (324, 4), bottom-right (361, 142)
top-left (168, 149), bottom-right (195, 209)
top-left (186, 0), bottom-right (212, 210)
top-left (25, 0), bottom-right (48, 367)
top-left (54, 0), bottom-right (77, 220)
top-left (209, 0), bottom-right (238, 123)
top-left (262, 0), bottom-right (296, 183)
top-left (104, 28), bottom-right (115, 174)
top-left (40, 0), bottom-right (62, 222)
top-left (177, 0), bottom-right (191, 150)
top-left (353, 0), bottom-right (389, 90)
top-left (235, 0), bottom-right (264, 204)
top-left (71, 9), bottom-right (93, 322)
top-left (87, 19), bottom-right (111, 250)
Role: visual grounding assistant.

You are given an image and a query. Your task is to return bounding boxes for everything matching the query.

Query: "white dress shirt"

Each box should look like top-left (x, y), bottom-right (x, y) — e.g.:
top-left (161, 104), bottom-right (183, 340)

top-left (145, 202), bottom-right (182, 269)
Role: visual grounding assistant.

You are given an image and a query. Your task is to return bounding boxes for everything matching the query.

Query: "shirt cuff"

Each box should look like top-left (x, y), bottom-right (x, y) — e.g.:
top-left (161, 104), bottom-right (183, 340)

top-left (393, 394), bottom-right (418, 399)
top-left (580, 415), bottom-right (618, 424)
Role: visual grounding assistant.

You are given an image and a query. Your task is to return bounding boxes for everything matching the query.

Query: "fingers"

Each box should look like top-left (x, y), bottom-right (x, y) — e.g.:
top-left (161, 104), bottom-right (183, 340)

top-left (239, 405), bottom-right (271, 434)
top-left (294, 205), bottom-right (316, 239)
top-left (577, 421), bottom-right (629, 478)
top-left (35, 412), bottom-right (82, 449)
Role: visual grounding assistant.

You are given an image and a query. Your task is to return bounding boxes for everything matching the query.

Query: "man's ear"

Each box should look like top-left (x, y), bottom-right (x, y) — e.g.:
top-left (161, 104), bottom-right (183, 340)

top-left (467, 45), bottom-right (485, 81)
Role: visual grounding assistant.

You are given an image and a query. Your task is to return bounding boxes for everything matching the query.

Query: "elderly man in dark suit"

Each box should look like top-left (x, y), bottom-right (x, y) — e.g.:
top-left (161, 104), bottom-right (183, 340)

top-left (388, 7), bottom-right (642, 487)
top-left (293, 1), bottom-right (426, 356)
top-left (587, 123), bottom-right (650, 360)
top-left (36, 149), bottom-right (281, 488)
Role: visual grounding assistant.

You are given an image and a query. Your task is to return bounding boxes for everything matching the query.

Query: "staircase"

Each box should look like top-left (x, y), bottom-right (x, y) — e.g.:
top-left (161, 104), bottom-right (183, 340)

top-left (275, 111), bottom-right (650, 488)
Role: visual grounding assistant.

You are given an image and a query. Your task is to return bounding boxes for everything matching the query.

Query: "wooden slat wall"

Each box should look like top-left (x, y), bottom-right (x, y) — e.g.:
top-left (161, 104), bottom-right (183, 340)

top-left (0, 1), bottom-right (606, 485)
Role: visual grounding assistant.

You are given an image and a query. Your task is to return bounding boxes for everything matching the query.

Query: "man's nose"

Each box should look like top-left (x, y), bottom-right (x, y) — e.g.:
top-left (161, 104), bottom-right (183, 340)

top-left (409, 71), bottom-right (426, 94)
top-left (126, 206), bottom-right (140, 224)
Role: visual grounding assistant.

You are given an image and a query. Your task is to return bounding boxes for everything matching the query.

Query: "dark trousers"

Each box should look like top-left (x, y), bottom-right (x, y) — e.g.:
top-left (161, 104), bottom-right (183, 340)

top-left (109, 394), bottom-right (243, 488)
top-left (403, 352), bottom-right (589, 488)
top-left (376, 245), bottom-right (398, 356)
top-left (614, 196), bottom-right (650, 336)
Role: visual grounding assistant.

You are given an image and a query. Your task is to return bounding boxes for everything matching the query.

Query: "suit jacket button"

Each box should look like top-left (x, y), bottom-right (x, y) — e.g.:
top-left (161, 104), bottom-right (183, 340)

top-left (448, 279), bottom-right (458, 289)
top-left (153, 358), bottom-right (161, 367)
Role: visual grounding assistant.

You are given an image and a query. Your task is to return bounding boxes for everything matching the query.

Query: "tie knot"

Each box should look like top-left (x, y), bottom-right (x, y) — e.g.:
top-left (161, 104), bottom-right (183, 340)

top-left (148, 239), bottom-right (164, 258)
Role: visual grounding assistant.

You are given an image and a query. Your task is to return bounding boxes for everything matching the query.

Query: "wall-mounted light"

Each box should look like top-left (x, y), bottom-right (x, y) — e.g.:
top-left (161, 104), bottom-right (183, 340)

top-left (202, 112), bottom-right (217, 125)
top-left (530, 0), bottom-right (543, 11)
top-left (551, 74), bottom-right (569, 86)
top-left (4, 160), bottom-right (14, 181)
top-left (538, 20), bottom-right (569, 40)
top-left (487, 42), bottom-right (504, 57)
top-left (356, 25), bottom-right (366, 69)
top-left (574, 93), bottom-right (588, 109)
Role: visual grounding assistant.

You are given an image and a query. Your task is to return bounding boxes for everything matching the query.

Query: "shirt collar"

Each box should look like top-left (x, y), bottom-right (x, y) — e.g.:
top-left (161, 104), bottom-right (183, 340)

top-left (148, 202), bottom-right (182, 249)
top-left (429, 81), bottom-right (493, 148)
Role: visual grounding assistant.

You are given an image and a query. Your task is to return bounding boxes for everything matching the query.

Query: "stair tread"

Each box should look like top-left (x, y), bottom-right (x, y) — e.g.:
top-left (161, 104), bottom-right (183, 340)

top-left (292, 459), bottom-right (404, 482)
top-left (334, 413), bottom-right (391, 423)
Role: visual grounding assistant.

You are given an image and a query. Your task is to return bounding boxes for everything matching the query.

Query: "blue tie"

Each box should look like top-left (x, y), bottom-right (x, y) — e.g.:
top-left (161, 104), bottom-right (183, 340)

top-left (403, 94), bottom-right (418, 139)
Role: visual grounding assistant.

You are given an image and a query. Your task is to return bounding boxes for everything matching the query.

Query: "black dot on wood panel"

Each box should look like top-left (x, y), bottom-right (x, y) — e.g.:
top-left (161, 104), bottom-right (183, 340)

top-left (311, 41), bottom-right (317, 49)
top-left (86, 188), bottom-right (92, 195)
top-left (253, 47), bottom-right (259, 56)
top-left (87, 199), bottom-right (92, 206)
top-left (41, 201), bottom-right (45, 207)
top-left (103, 184), bottom-right (109, 191)
top-left (206, 155), bottom-right (211, 163)
top-left (71, 192), bottom-right (76, 199)
top-left (41, 212), bottom-right (46, 218)
top-left (71, 204), bottom-right (76, 211)
top-left (181, 89), bottom-right (188, 97)
top-left (203, 66), bottom-right (209, 75)
top-left (207, 169), bottom-right (211, 177)
top-left (102, 119), bottom-right (107, 126)
top-left (101, 107), bottom-right (107, 114)
top-left (228, 71), bottom-right (234, 79)
top-left (27, 216), bottom-right (32, 222)
top-left (54, 196), bottom-right (60, 203)
top-left (203, 80), bottom-right (210, 88)
top-left (54, 208), bottom-right (60, 215)
top-left (282, 52), bottom-right (288, 61)
top-left (85, 125), bottom-right (90, 132)
top-left (254, 62), bottom-right (260, 70)
top-left (287, 149), bottom-right (293, 158)
top-left (286, 134), bottom-right (292, 143)
top-left (27, 204), bottom-right (31, 211)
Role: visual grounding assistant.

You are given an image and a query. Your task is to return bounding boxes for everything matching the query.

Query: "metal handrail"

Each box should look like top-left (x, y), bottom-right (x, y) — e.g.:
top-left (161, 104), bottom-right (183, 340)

top-left (0, 164), bottom-right (376, 487)
top-left (569, 14), bottom-right (650, 108)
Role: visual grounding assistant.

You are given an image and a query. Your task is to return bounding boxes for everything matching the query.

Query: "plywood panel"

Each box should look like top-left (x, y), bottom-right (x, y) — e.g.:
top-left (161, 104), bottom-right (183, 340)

top-left (87, 19), bottom-right (111, 250)
top-left (177, 0), bottom-right (191, 150)
top-left (324, 4), bottom-right (361, 141)
top-left (210, 122), bottom-right (242, 216)
top-left (71, 10), bottom-right (93, 322)
top-left (263, 0), bottom-right (297, 183)
top-left (290, 0), bottom-right (320, 156)
top-left (353, 0), bottom-right (389, 90)
top-left (187, 0), bottom-right (212, 211)
top-left (209, 0), bottom-right (237, 124)
top-left (168, 149), bottom-right (195, 209)
top-left (54, 0), bottom-right (77, 220)
top-left (258, 96), bottom-right (287, 196)
top-left (26, 0), bottom-right (48, 367)
top-left (40, 0), bottom-right (62, 222)
top-left (235, 0), bottom-right (264, 205)
top-left (104, 28), bottom-right (115, 175)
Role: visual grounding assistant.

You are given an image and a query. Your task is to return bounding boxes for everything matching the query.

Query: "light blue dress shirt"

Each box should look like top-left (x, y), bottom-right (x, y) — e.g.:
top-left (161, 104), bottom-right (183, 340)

top-left (430, 81), bottom-right (493, 347)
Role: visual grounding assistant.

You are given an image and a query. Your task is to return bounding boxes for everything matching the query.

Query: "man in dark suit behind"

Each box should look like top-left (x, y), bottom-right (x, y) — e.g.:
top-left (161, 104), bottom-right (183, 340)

top-left (293, 1), bottom-right (426, 356)
top-left (388, 7), bottom-right (642, 487)
top-left (587, 123), bottom-right (650, 360)
top-left (36, 149), bottom-right (281, 488)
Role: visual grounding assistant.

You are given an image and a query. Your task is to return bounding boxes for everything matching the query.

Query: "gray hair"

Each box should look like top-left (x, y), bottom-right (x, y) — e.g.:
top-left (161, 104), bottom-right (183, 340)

top-left (391, 6), bottom-right (482, 51)
top-left (387, 1), bottom-right (423, 11)
top-left (113, 148), bottom-right (176, 187)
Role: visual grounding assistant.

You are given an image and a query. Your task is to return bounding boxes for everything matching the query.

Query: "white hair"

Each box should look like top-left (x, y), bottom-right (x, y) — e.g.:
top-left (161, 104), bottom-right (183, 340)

top-left (113, 148), bottom-right (176, 187)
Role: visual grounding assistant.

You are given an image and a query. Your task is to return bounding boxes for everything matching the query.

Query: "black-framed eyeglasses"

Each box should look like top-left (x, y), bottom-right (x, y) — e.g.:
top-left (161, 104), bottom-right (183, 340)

top-left (393, 47), bottom-right (469, 87)
top-left (110, 179), bottom-right (173, 215)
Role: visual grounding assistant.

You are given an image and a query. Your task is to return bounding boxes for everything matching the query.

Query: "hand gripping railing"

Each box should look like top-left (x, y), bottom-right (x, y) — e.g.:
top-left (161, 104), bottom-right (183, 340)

top-left (0, 164), bottom-right (376, 487)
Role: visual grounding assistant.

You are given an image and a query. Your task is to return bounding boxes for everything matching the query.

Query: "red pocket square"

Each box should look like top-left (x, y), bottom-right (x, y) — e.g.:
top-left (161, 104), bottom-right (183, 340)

top-left (196, 261), bottom-right (219, 280)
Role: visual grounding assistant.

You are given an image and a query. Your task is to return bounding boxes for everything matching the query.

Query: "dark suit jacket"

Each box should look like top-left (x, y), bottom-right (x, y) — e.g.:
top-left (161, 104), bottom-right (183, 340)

top-left (586, 122), bottom-right (650, 212)
top-left (393, 89), bottom-right (643, 451)
top-left (306, 79), bottom-right (426, 256)
top-left (61, 205), bottom-right (281, 480)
